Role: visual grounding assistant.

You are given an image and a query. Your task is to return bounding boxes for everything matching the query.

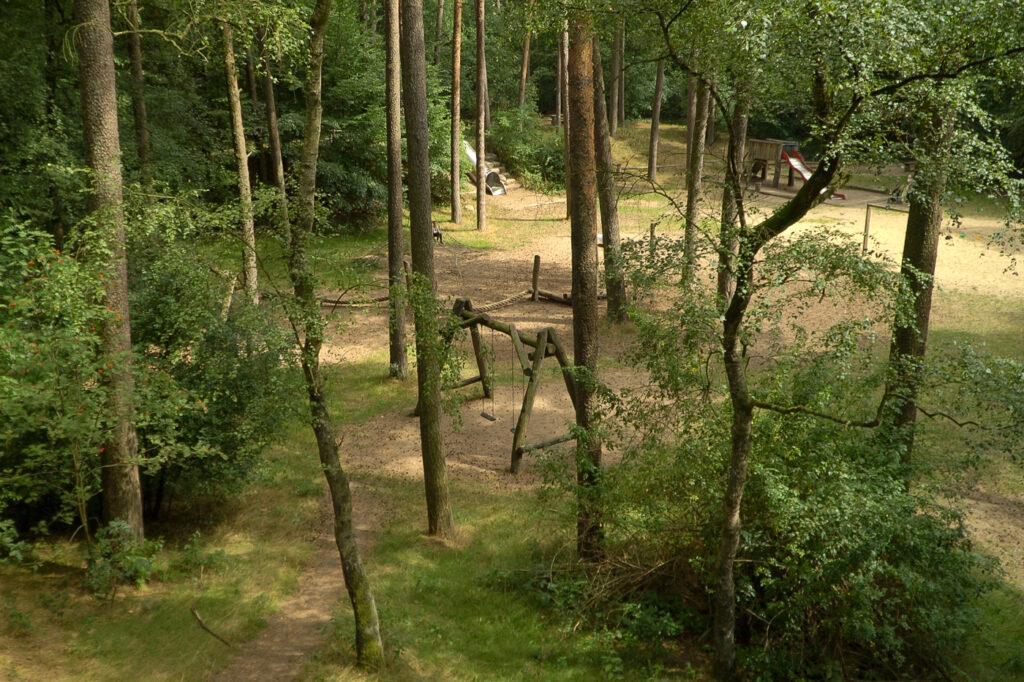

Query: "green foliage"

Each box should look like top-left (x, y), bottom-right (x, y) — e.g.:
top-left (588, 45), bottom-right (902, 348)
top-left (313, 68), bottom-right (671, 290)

top-left (85, 520), bottom-right (163, 600)
top-left (488, 109), bottom-right (565, 190)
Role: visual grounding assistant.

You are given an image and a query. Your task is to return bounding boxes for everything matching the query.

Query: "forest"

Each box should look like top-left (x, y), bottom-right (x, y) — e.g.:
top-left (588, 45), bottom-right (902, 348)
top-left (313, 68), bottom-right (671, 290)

top-left (2, 0), bottom-right (1024, 679)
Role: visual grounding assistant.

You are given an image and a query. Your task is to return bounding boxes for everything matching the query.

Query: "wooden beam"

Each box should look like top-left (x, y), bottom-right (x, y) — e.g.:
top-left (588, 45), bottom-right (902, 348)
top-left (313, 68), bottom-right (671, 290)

top-left (511, 328), bottom-right (548, 473)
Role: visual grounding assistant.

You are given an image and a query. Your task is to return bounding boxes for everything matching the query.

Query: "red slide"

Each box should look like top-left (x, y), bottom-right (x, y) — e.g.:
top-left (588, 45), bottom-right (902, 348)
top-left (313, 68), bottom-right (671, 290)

top-left (782, 151), bottom-right (846, 200)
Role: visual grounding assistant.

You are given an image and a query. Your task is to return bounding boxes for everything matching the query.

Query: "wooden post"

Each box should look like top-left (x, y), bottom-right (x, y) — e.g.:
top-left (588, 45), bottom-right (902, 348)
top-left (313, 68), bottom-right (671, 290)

top-left (547, 328), bottom-right (577, 409)
top-left (511, 328), bottom-right (548, 473)
top-left (531, 254), bottom-right (541, 301)
top-left (509, 324), bottom-right (531, 374)
top-left (469, 323), bottom-right (492, 398)
top-left (862, 203), bottom-right (872, 255)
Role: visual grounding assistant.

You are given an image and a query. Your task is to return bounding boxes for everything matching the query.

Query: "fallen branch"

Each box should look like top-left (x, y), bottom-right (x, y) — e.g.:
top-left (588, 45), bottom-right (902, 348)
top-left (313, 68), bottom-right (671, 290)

top-left (191, 607), bottom-right (232, 648)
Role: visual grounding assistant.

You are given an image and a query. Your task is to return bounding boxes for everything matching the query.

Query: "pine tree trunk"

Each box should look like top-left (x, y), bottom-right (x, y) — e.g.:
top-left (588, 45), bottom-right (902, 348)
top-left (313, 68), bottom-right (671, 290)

top-left (705, 75), bottom-right (717, 147)
top-left (402, 0), bottom-right (457, 540)
top-left (608, 22), bottom-right (621, 138)
top-left (685, 65), bottom-right (697, 166)
top-left (684, 80), bottom-right (709, 277)
top-left (647, 59), bottom-right (664, 183)
top-left (568, 18), bottom-right (603, 561)
top-left (290, 0), bottom-right (384, 666)
top-left (221, 22), bottom-right (259, 304)
top-left (450, 0), bottom-right (462, 223)
top-left (125, 0), bottom-right (151, 186)
top-left (475, 0), bottom-right (486, 231)
top-left (616, 25), bottom-right (625, 129)
top-left (555, 36), bottom-right (563, 128)
top-left (518, 29), bottom-right (531, 110)
top-left (561, 28), bottom-right (571, 218)
top-left (74, 0), bottom-right (144, 541)
top-left (592, 35), bottom-right (627, 323)
top-left (386, 0), bottom-right (408, 379)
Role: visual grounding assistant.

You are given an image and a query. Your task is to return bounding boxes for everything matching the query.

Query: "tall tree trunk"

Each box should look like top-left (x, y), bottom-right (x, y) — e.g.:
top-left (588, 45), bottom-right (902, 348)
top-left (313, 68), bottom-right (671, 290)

top-left (245, 49), bottom-right (269, 185)
top-left (705, 75), bottom-right (717, 147)
top-left (685, 64), bottom-right (697, 166)
top-left (402, 0), bottom-right (457, 540)
top-left (289, 0), bottom-right (384, 666)
top-left (517, 28), bottom-right (531, 110)
top-left (450, 0), bottom-right (462, 223)
top-left (647, 59), bottom-right (664, 183)
top-left (386, 0), bottom-right (409, 379)
top-left (555, 35), bottom-right (563, 127)
top-left (886, 110), bottom-right (951, 467)
top-left (561, 27), bottom-right (571, 218)
top-left (718, 85), bottom-right (750, 306)
top-left (474, 0), bottom-right (486, 231)
top-left (125, 0), bottom-right (151, 186)
top-left (608, 21), bottom-right (621, 138)
top-left (683, 79), bottom-right (709, 278)
top-left (568, 17), bottom-right (603, 561)
top-left (433, 0), bottom-right (446, 65)
top-left (592, 35), bottom-right (626, 323)
top-left (221, 22), bottom-right (259, 304)
top-left (616, 24), bottom-right (625, 128)
top-left (74, 0), bottom-right (144, 541)
top-left (45, 0), bottom-right (68, 248)
top-left (259, 33), bottom-right (289, 235)
top-left (482, 41), bottom-right (491, 129)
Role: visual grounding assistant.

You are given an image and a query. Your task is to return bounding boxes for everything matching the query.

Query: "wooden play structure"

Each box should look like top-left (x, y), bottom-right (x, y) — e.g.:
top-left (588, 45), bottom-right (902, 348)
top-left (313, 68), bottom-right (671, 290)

top-left (444, 255), bottom-right (579, 473)
top-left (748, 139), bottom-right (800, 188)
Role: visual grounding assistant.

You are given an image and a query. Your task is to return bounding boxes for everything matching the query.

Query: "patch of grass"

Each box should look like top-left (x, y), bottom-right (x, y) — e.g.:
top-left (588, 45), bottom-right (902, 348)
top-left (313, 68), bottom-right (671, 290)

top-left (958, 586), bottom-right (1024, 681)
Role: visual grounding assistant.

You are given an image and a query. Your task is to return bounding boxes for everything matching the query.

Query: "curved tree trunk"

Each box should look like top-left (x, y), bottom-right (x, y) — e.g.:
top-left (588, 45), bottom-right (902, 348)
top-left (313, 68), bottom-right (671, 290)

top-left (592, 35), bottom-right (627, 323)
top-left (717, 85), bottom-right (750, 306)
top-left (221, 22), bottom-right (259, 304)
top-left (647, 59), bottom-right (664, 183)
top-left (475, 0), bottom-right (486, 231)
top-left (386, 0), bottom-right (408, 379)
top-left (125, 0), bottom-right (151, 186)
top-left (74, 0), bottom-right (144, 540)
top-left (402, 0), bottom-right (457, 540)
top-left (683, 80), bottom-right (709, 277)
top-left (450, 0), bottom-right (462, 223)
top-left (289, 0), bottom-right (384, 666)
top-left (568, 18), bottom-right (603, 561)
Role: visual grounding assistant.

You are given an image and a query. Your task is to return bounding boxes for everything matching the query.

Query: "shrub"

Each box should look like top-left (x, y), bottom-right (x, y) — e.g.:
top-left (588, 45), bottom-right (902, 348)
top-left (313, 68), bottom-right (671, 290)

top-left (487, 109), bottom-right (565, 190)
top-left (85, 520), bottom-right (163, 599)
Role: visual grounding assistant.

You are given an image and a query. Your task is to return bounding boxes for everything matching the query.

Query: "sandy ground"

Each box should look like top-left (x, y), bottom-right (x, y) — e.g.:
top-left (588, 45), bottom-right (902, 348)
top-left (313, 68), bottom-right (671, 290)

top-left (211, 167), bottom-right (1022, 679)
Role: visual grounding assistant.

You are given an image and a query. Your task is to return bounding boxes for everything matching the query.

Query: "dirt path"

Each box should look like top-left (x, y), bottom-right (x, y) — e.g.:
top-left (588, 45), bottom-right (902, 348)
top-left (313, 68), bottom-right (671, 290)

top-left (212, 161), bottom-right (1022, 679)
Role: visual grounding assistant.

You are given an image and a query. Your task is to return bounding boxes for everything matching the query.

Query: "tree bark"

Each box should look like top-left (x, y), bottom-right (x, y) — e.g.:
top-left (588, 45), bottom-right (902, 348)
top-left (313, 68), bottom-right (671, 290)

top-left (289, 0), bottom-right (384, 667)
top-left (245, 49), bottom-right (270, 186)
top-left (647, 59), bottom-right (664, 183)
top-left (555, 38), bottom-right (562, 127)
top-left (568, 17), bottom-right (603, 561)
top-left (683, 79), bottom-right (709, 278)
top-left (517, 26), bottom-right (531, 110)
top-left (125, 0), bottom-right (152, 186)
top-left (450, 0), bottom-right (462, 223)
top-left (705, 75), bottom-right (717, 147)
top-left (386, 0), bottom-right (408, 379)
top-left (258, 33), bottom-right (289, 235)
top-left (616, 24), bottom-right (625, 129)
top-left (592, 35), bottom-right (627, 323)
top-left (221, 22), bottom-right (259, 304)
top-left (75, 0), bottom-right (144, 541)
top-left (608, 22), bottom-right (621, 138)
top-left (685, 65), bottom-right (697, 166)
top-left (718, 85), bottom-right (750, 306)
top-left (475, 0), bottom-right (486, 231)
top-left (886, 110), bottom-right (951, 466)
top-left (433, 0), bottom-right (445, 65)
top-left (561, 28), bottom-right (572, 218)
top-left (402, 0), bottom-right (457, 539)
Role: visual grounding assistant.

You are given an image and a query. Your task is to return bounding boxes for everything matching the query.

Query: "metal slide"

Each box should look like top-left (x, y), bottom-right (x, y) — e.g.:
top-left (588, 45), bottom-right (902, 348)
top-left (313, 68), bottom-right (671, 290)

top-left (463, 141), bottom-right (508, 196)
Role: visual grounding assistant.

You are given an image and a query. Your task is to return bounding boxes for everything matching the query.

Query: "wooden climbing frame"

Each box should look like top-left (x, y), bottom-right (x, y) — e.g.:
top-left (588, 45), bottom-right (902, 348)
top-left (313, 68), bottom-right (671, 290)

top-left (450, 297), bottom-right (578, 473)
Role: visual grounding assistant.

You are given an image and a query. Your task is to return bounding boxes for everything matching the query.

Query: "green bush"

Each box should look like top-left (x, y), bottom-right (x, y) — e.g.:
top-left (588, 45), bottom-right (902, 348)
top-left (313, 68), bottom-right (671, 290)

top-left (85, 520), bottom-right (163, 599)
top-left (487, 109), bottom-right (565, 190)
